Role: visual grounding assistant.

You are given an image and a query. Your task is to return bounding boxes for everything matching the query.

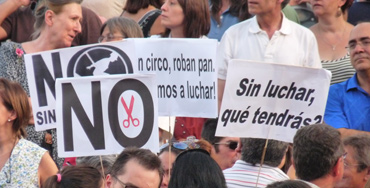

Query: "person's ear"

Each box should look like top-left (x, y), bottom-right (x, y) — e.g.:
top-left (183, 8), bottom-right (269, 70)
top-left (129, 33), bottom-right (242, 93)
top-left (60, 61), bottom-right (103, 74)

top-left (332, 157), bottom-right (344, 178)
top-left (45, 10), bottom-right (55, 26)
top-left (364, 167), bottom-right (370, 182)
top-left (106, 174), bottom-right (113, 188)
top-left (8, 110), bottom-right (17, 122)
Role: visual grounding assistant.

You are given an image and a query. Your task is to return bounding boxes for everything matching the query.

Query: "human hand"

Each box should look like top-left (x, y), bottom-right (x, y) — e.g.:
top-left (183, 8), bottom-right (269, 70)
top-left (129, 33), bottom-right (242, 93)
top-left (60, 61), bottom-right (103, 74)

top-left (11, 0), bottom-right (32, 7)
top-left (45, 133), bottom-right (52, 144)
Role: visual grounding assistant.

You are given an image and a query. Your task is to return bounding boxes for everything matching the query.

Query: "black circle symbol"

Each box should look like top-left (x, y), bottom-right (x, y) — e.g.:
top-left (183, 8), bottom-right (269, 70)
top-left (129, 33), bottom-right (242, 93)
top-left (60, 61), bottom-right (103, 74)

top-left (108, 79), bottom-right (154, 148)
top-left (67, 45), bottom-right (133, 77)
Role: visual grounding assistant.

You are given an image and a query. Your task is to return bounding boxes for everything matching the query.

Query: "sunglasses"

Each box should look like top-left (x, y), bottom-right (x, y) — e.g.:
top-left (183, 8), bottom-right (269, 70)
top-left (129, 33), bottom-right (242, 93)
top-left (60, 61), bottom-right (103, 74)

top-left (214, 141), bottom-right (238, 150)
top-left (159, 136), bottom-right (200, 151)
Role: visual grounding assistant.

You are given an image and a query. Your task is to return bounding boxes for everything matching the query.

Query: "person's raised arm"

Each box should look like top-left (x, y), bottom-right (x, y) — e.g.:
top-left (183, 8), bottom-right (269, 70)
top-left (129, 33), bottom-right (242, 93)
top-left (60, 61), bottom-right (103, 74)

top-left (0, 0), bottom-right (30, 40)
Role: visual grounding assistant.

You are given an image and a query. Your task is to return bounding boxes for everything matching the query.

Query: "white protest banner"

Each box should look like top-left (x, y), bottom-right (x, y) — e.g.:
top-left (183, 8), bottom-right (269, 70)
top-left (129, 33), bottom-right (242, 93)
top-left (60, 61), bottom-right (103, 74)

top-left (216, 60), bottom-right (331, 143)
top-left (25, 39), bottom-right (218, 131)
top-left (134, 39), bottom-right (218, 117)
top-left (56, 74), bottom-right (159, 157)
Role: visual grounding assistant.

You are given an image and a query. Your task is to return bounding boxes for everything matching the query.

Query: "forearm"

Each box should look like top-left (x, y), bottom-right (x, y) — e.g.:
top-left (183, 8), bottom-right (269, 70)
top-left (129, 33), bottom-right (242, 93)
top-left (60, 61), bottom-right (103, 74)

top-left (338, 128), bottom-right (370, 138)
top-left (0, 0), bottom-right (24, 24)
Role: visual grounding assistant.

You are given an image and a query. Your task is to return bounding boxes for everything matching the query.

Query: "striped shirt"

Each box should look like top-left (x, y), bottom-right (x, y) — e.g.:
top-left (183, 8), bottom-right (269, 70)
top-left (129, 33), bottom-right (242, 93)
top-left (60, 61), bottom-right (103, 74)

top-left (223, 160), bottom-right (289, 188)
top-left (321, 54), bottom-right (356, 85)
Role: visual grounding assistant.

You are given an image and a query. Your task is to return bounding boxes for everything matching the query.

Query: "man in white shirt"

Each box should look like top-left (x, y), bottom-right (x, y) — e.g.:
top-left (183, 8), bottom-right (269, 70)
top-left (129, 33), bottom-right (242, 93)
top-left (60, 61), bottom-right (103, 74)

top-left (217, 0), bottom-right (321, 110)
top-left (223, 138), bottom-right (289, 187)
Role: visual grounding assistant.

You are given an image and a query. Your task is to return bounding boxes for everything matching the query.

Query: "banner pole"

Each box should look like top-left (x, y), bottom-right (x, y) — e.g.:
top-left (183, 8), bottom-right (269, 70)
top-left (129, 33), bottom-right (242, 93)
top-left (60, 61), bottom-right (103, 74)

top-left (168, 116), bottom-right (172, 178)
top-left (99, 155), bottom-right (106, 184)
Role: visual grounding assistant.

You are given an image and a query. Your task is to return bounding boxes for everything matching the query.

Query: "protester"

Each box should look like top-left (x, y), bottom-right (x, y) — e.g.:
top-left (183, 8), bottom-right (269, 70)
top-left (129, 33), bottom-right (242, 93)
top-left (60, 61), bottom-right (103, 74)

top-left (0, 78), bottom-right (58, 187)
top-left (201, 118), bottom-right (241, 170)
top-left (217, 0), bottom-right (321, 111)
top-left (158, 136), bottom-right (212, 188)
top-left (121, 0), bottom-right (165, 37)
top-left (223, 138), bottom-right (289, 187)
top-left (309, 0), bottom-right (355, 84)
top-left (208, 0), bottom-right (251, 41)
top-left (335, 134), bottom-right (370, 188)
top-left (98, 17), bottom-right (143, 43)
top-left (0, 0), bottom-right (84, 168)
top-left (0, 0), bottom-right (101, 46)
top-left (324, 22), bottom-right (370, 137)
top-left (168, 149), bottom-right (227, 188)
top-left (160, 0), bottom-right (211, 141)
top-left (43, 165), bottom-right (104, 188)
top-left (158, 146), bottom-right (182, 188)
top-left (106, 147), bottom-right (163, 188)
top-left (293, 123), bottom-right (344, 188)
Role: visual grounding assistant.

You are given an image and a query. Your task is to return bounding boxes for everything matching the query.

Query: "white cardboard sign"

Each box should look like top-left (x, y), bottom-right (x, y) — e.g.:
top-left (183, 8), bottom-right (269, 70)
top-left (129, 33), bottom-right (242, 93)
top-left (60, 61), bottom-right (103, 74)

top-left (25, 39), bottom-right (218, 131)
top-left (56, 74), bottom-right (159, 157)
top-left (216, 60), bottom-right (332, 143)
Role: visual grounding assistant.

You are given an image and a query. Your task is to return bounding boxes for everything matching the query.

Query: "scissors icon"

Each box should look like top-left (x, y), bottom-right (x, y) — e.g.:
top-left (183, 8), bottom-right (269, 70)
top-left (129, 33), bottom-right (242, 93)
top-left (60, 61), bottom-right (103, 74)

top-left (121, 96), bottom-right (140, 128)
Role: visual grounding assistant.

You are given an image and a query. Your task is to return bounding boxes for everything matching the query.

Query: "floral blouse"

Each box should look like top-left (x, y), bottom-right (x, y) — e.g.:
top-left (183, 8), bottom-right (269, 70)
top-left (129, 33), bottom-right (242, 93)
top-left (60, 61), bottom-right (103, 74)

top-left (0, 139), bottom-right (46, 187)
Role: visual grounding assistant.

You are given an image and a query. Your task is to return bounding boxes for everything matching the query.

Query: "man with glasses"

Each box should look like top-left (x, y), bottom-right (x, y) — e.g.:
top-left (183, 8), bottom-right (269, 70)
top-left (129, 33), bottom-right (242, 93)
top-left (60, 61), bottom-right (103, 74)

top-left (324, 22), bottom-right (370, 138)
top-left (223, 138), bottom-right (289, 187)
top-left (293, 123), bottom-right (344, 188)
top-left (106, 147), bottom-right (163, 188)
top-left (335, 134), bottom-right (370, 188)
top-left (201, 118), bottom-right (241, 170)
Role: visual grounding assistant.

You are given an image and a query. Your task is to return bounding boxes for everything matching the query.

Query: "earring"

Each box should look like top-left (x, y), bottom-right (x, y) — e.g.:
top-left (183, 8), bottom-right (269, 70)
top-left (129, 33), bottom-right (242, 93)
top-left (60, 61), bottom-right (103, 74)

top-left (336, 6), bottom-right (342, 17)
top-left (8, 119), bottom-right (11, 122)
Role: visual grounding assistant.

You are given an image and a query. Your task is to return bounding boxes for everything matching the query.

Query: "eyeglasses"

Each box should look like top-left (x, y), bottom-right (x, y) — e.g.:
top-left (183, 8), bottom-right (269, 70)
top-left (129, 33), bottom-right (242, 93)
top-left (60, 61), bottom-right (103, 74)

top-left (113, 176), bottom-right (137, 188)
top-left (214, 141), bottom-right (239, 150)
top-left (98, 34), bottom-right (125, 43)
top-left (346, 38), bottom-right (370, 51)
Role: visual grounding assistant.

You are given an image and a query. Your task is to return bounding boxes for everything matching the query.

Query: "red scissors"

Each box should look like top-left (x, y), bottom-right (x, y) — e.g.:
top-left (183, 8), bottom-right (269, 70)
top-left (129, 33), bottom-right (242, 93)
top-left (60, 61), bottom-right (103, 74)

top-left (121, 96), bottom-right (140, 128)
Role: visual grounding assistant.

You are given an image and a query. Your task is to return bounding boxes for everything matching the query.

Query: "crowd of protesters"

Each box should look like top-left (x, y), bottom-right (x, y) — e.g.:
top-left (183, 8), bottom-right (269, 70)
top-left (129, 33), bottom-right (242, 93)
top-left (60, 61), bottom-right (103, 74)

top-left (1, 0), bottom-right (370, 187)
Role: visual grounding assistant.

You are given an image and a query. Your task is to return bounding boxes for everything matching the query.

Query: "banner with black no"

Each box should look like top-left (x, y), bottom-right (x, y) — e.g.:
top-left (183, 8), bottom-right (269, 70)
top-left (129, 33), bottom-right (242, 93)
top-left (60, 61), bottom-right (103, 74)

top-left (216, 60), bottom-right (331, 143)
top-left (25, 39), bottom-right (218, 131)
top-left (56, 74), bottom-right (159, 157)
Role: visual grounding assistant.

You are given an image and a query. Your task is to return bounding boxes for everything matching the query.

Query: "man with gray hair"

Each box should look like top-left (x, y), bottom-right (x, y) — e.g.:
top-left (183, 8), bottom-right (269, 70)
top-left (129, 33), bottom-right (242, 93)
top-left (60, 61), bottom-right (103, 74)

top-left (293, 123), bottom-right (345, 188)
top-left (223, 138), bottom-right (289, 187)
top-left (335, 134), bottom-right (370, 188)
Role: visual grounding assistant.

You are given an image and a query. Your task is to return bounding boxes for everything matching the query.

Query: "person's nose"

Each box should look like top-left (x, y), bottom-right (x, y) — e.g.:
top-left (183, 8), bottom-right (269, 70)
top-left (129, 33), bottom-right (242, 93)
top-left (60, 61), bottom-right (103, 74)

top-left (161, 1), bottom-right (168, 11)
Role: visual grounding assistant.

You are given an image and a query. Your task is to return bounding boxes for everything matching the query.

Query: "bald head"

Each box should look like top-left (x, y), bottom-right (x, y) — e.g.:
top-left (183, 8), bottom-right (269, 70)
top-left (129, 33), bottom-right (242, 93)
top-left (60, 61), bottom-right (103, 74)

top-left (348, 22), bottom-right (370, 72)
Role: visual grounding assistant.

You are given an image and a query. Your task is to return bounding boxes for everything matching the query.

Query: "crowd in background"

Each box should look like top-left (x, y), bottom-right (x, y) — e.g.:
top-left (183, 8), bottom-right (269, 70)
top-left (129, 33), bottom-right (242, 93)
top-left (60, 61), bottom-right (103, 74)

top-left (0, 0), bottom-right (370, 187)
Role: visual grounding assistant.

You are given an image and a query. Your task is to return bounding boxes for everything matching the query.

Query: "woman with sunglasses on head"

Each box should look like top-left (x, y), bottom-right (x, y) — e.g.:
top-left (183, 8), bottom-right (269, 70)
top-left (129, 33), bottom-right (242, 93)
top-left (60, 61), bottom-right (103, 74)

top-left (0, 78), bottom-right (58, 187)
top-left (0, 0), bottom-right (83, 168)
top-left (168, 148), bottom-right (226, 188)
top-left (158, 137), bottom-right (212, 188)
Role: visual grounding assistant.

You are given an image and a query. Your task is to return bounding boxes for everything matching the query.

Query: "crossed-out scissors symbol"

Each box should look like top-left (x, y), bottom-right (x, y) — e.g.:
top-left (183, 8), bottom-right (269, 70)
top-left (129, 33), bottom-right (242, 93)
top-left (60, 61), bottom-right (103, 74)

top-left (121, 95), bottom-right (140, 128)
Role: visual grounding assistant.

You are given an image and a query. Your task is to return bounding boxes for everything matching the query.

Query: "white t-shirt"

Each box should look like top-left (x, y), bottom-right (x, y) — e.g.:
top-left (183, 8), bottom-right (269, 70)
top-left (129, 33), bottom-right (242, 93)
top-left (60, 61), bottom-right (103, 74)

top-left (217, 14), bottom-right (321, 80)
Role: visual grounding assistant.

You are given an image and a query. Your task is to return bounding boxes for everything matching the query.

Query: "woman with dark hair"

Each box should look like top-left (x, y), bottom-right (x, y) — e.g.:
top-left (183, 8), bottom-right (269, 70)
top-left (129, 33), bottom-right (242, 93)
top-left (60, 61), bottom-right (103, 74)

top-left (121, 0), bottom-right (166, 37)
top-left (208, 0), bottom-right (251, 41)
top-left (0, 78), bottom-right (57, 187)
top-left (168, 149), bottom-right (226, 188)
top-left (159, 0), bottom-right (211, 140)
top-left (159, 137), bottom-right (212, 188)
top-left (267, 180), bottom-right (311, 188)
top-left (310, 0), bottom-right (355, 84)
top-left (161, 0), bottom-right (210, 38)
top-left (98, 17), bottom-right (144, 43)
top-left (0, 0), bottom-right (84, 168)
top-left (44, 165), bottom-right (104, 188)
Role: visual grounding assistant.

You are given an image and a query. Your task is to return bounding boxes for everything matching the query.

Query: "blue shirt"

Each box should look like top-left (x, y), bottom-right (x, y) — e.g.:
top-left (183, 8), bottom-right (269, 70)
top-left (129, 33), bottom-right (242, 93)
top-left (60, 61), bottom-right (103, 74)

top-left (207, 9), bottom-right (239, 41)
top-left (324, 74), bottom-right (370, 131)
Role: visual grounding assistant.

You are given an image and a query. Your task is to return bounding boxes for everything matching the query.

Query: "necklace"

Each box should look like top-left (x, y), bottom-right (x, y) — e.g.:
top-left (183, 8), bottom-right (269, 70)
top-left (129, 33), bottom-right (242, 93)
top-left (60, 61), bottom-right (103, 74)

top-left (317, 24), bottom-right (346, 51)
